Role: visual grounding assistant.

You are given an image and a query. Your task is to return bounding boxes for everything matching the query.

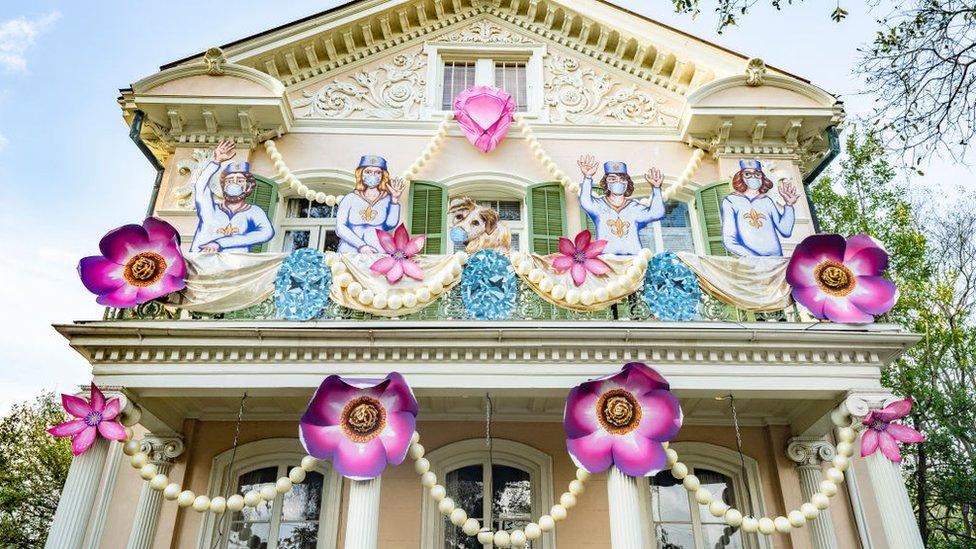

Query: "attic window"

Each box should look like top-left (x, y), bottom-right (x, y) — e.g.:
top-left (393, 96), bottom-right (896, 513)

top-left (441, 61), bottom-right (477, 110)
top-left (435, 54), bottom-right (537, 113)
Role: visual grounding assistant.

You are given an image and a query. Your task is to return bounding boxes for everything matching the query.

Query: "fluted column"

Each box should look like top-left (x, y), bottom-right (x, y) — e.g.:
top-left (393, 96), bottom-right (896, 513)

top-left (126, 436), bottom-right (185, 549)
top-left (45, 438), bottom-right (111, 548)
top-left (607, 466), bottom-right (648, 549)
top-left (343, 477), bottom-right (381, 549)
top-left (787, 437), bottom-right (839, 549)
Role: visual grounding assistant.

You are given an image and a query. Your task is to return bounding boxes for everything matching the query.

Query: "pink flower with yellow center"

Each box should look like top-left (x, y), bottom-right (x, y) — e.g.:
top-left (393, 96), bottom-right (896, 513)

top-left (370, 225), bottom-right (426, 284)
top-left (552, 230), bottom-right (611, 287)
top-left (861, 398), bottom-right (926, 463)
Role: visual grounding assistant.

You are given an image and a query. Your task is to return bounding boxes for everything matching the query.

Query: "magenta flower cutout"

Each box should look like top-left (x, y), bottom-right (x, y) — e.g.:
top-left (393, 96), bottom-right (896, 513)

top-left (453, 85), bottom-right (516, 153)
top-left (552, 230), bottom-right (611, 287)
top-left (786, 233), bottom-right (897, 324)
top-left (860, 398), bottom-right (925, 463)
top-left (370, 224), bottom-right (426, 284)
top-left (300, 372), bottom-right (419, 480)
top-left (78, 217), bottom-right (186, 308)
top-left (48, 384), bottom-right (127, 456)
top-left (564, 362), bottom-right (683, 477)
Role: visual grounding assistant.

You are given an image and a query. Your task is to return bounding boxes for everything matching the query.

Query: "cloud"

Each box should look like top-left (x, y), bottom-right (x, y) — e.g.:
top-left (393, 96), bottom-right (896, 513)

top-left (0, 11), bottom-right (60, 72)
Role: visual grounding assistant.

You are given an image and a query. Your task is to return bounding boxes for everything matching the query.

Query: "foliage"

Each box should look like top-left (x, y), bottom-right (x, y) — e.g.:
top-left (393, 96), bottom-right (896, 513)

top-left (810, 129), bottom-right (976, 547)
top-left (669, 1), bottom-right (844, 32)
top-left (0, 392), bottom-right (72, 547)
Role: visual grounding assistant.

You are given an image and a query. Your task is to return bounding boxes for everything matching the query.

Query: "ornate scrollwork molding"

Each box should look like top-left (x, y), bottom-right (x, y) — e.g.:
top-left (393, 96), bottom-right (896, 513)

top-left (787, 437), bottom-right (836, 467)
top-left (140, 435), bottom-right (186, 465)
top-left (204, 47), bottom-right (227, 76)
top-left (745, 57), bottom-right (766, 87)
top-left (291, 52), bottom-right (427, 119)
top-left (544, 54), bottom-right (678, 126)
top-left (441, 20), bottom-right (535, 44)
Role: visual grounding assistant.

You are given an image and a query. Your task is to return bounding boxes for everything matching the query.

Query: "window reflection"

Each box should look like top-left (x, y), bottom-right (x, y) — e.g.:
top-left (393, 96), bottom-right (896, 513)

top-left (442, 464), bottom-right (533, 549)
top-left (225, 466), bottom-right (322, 549)
top-left (650, 468), bottom-right (743, 549)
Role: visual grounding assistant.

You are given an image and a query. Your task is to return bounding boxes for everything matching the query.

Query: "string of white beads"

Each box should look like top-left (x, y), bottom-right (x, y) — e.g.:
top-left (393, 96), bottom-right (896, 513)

top-left (402, 113), bottom-right (454, 185)
top-left (263, 139), bottom-right (344, 206)
top-left (509, 249), bottom-right (652, 305)
top-left (327, 251), bottom-right (468, 311)
top-left (514, 115), bottom-right (576, 194)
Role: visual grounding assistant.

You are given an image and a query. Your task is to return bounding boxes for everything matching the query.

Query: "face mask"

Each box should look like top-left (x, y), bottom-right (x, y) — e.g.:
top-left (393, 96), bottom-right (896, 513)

top-left (224, 183), bottom-right (245, 197)
top-left (364, 173), bottom-right (382, 188)
top-left (609, 182), bottom-right (627, 195)
top-left (450, 227), bottom-right (468, 243)
top-left (745, 177), bottom-right (762, 190)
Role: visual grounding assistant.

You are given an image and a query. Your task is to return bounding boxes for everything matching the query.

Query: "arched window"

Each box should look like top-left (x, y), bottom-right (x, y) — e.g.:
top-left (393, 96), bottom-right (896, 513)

top-left (643, 442), bottom-right (770, 549)
top-left (421, 439), bottom-right (555, 549)
top-left (198, 438), bottom-right (342, 549)
top-left (273, 174), bottom-right (351, 254)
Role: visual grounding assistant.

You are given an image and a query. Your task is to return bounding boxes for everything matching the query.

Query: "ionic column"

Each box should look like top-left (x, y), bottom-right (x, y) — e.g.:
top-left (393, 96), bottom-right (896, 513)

top-left (126, 435), bottom-right (185, 549)
top-left (607, 466), bottom-right (648, 549)
top-left (45, 438), bottom-right (112, 548)
top-left (787, 437), bottom-right (839, 549)
top-left (343, 477), bottom-right (382, 549)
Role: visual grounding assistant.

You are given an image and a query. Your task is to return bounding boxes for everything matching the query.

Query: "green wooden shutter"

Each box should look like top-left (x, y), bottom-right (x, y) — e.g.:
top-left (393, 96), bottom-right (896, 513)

top-left (408, 182), bottom-right (446, 254)
top-left (247, 176), bottom-right (278, 252)
top-left (528, 184), bottom-right (566, 254)
top-left (695, 181), bottom-right (732, 256)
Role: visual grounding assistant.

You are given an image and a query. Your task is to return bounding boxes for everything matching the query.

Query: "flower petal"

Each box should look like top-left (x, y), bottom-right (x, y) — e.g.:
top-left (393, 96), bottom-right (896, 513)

top-left (378, 411), bottom-right (416, 465)
top-left (558, 237), bottom-right (576, 257)
top-left (89, 384), bottom-right (105, 413)
top-left (843, 234), bottom-right (885, 265)
top-left (848, 276), bottom-right (897, 316)
top-left (135, 274), bottom-right (186, 304)
top-left (860, 429), bottom-right (879, 457)
top-left (302, 375), bottom-right (361, 426)
top-left (99, 224), bottom-right (150, 264)
top-left (584, 239), bottom-right (608, 258)
top-left (404, 235), bottom-right (426, 257)
top-left (886, 422), bottom-right (925, 444)
top-left (334, 437), bottom-right (388, 480)
top-left (370, 256), bottom-right (396, 275)
top-left (375, 230), bottom-right (396, 254)
top-left (299, 424), bottom-right (343, 460)
top-left (823, 295), bottom-right (875, 324)
top-left (385, 260), bottom-right (404, 284)
top-left (633, 391), bottom-right (683, 441)
top-left (552, 256), bottom-right (575, 272)
top-left (622, 362), bottom-right (671, 392)
top-left (876, 398), bottom-right (913, 422)
top-left (584, 258), bottom-right (611, 276)
top-left (142, 217), bottom-right (181, 245)
top-left (567, 431), bottom-right (614, 474)
top-left (564, 386), bottom-right (600, 439)
top-left (62, 394), bottom-right (92, 419)
top-left (393, 225), bottom-right (410, 250)
top-left (878, 431), bottom-right (902, 463)
top-left (159, 237), bottom-right (187, 280)
top-left (78, 256), bottom-right (125, 295)
top-left (846, 245), bottom-right (889, 277)
top-left (95, 284), bottom-right (140, 309)
top-left (71, 426), bottom-right (98, 456)
top-left (101, 398), bottom-right (121, 421)
top-left (786, 234), bottom-right (846, 287)
top-left (611, 435), bottom-right (668, 477)
top-left (574, 230), bottom-right (592, 251)
top-left (401, 259), bottom-right (424, 281)
top-left (791, 285), bottom-right (829, 319)
top-left (97, 420), bottom-right (128, 441)
top-left (571, 263), bottom-right (587, 287)
top-left (48, 419), bottom-right (89, 438)
top-left (372, 372), bottom-right (419, 416)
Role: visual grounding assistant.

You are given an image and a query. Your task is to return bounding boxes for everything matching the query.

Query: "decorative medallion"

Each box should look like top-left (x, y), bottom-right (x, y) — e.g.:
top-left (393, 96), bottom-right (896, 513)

top-left (461, 250), bottom-right (517, 320)
top-left (274, 248), bottom-right (332, 321)
top-left (643, 251), bottom-right (701, 321)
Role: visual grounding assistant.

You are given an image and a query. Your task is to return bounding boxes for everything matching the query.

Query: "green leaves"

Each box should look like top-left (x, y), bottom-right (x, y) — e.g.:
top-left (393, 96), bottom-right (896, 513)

top-left (831, 5), bottom-right (849, 22)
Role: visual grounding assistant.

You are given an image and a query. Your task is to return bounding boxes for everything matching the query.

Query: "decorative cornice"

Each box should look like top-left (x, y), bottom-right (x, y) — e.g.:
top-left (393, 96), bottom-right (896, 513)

top-left (786, 437), bottom-right (836, 467)
top-left (139, 435), bottom-right (186, 465)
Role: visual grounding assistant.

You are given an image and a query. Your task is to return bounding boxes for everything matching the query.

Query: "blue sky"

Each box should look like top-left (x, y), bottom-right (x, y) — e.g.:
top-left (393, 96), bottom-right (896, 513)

top-left (0, 1), bottom-right (971, 413)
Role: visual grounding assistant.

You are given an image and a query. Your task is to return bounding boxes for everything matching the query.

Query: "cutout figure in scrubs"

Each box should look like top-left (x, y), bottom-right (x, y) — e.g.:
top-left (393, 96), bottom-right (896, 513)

top-left (335, 155), bottom-right (406, 253)
top-left (191, 139), bottom-right (274, 253)
top-left (577, 154), bottom-right (665, 255)
top-left (720, 160), bottom-right (799, 256)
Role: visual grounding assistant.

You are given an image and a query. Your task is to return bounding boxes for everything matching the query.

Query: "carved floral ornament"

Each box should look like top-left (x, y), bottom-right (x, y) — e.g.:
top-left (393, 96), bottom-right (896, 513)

top-left (440, 20), bottom-right (536, 44)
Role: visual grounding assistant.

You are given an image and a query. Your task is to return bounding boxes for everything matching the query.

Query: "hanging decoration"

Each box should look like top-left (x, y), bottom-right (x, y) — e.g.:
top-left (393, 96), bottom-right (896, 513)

top-left (460, 250), bottom-right (517, 320)
top-left (78, 217), bottom-right (187, 308)
top-left (786, 233), bottom-right (897, 323)
top-left (370, 225), bottom-right (426, 283)
top-left (552, 230), bottom-right (611, 286)
top-left (719, 159), bottom-right (798, 257)
top-left (299, 372), bottom-right (419, 480)
top-left (336, 155), bottom-right (407, 254)
top-left (644, 251), bottom-right (702, 321)
top-left (48, 384), bottom-right (128, 456)
top-left (564, 362), bottom-right (683, 477)
top-left (448, 197), bottom-right (513, 253)
top-left (273, 248), bottom-right (332, 321)
top-left (860, 398), bottom-right (926, 463)
top-left (453, 85), bottom-right (516, 153)
top-left (264, 139), bottom-right (344, 206)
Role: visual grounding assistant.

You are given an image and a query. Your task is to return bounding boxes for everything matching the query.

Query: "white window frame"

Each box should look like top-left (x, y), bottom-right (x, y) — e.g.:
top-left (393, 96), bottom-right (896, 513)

top-left (622, 177), bottom-right (702, 255)
top-left (270, 171), bottom-right (355, 254)
top-left (642, 441), bottom-right (772, 549)
top-left (421, 438), bottom-right (555, 549)
top-left (197, 438), bottom-right (343, 549)
top-left (423, 42), bottom-right (547, 119)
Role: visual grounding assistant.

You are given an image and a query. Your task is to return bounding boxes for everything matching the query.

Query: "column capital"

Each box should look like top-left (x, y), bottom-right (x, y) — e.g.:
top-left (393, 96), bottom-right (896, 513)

top-left (830, 390), bottom-right (899, 430)
top-left (786, 437), bottom-right (835, 467)
top-left (80, 385), bottom-right (144, 427)
top-left (139, 435), bottom-right (185, 465)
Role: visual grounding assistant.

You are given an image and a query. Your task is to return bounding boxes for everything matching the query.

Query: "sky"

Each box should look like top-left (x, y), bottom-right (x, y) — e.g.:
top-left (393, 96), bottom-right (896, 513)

top-left (0, 1), bottom-right (972, 414)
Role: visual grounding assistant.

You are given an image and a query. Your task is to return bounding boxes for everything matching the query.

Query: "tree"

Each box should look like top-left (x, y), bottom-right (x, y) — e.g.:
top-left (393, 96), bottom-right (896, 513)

top-left (669, 0), bottom-right (848, 32)
top-left (0, 392), bottom-right (72, 547)
top-left (810, 129), bottom-right (976, 547)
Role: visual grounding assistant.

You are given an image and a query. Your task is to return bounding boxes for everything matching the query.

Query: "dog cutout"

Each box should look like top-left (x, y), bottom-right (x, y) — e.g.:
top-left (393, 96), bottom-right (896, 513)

top-left (448, 197), bottom-right (513, 254)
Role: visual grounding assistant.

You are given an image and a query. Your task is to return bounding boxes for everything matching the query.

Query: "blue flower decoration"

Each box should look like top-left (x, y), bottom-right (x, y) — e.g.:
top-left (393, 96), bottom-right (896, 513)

top-left (274, 248), bottom-right (332, 320)
top-left (644, 251), bottom-right (701, 321)
top-left (461, 250), bottom-right (517, 320)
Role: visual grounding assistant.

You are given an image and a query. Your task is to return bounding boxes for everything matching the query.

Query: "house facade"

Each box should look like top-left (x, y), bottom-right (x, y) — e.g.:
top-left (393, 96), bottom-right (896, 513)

top-left (47, 1), bottom-right (925, 548)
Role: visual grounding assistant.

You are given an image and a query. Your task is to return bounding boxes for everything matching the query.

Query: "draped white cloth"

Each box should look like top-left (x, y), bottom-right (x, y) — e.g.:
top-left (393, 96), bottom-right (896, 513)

top-left (676, 252), bottom-right (792, 312)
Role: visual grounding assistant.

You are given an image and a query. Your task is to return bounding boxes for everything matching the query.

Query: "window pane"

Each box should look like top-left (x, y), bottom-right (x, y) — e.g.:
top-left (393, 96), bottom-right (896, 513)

top-left (321, 230), bottom-right (340, 252)
top-left (442, 62), bottom-right (476, 110)
top-left (661, 201), bottom-right (695, 253)
top-left (511, 233), bottom-right (520, 251)
top-left (228, 521), bottom-right (271, 549)
top-left (655, 523), bottom-right (696, 549)
top-left (282, 470), bottom-right (323, 521)
top-left (286, 198), bottom-right (336, 219)
top-left (650, 471), bottom-right (692, 522)
top-left (491, 465), bottom-right (531, 533)
top-left (287, 198), bottom-right (309, 218)
top-left (495, 62), bottom-right (528, 112)
top-left (702, 523), bottom-right (744, 549)
top-left (445, 465), bottom-right (484, 549)
top-left (227, 467), bottom-right (278, 548)
top-left (277, 522), bottom-right (318, 549)
top-left (283, 230), bottom-right (311, 253)
top-left (695, 469), bottom-right (736, 524)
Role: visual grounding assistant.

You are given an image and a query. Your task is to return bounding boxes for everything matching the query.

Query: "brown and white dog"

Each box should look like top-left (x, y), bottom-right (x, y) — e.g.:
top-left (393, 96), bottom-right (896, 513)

top-left (448, 197), bottom-right (512, 254)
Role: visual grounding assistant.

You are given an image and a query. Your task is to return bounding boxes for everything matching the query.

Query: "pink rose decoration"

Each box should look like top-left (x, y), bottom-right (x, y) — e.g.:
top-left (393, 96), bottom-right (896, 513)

top-left (552, 230), bottom-right (611, 287)
top-left (453, 85), bottom-right (516, 153)
top-left (370, 225), bottom-right (426, 284)
top-left (299, 373), bottom-right (418, 480)
top-left (48, 384), bottom-right (127, 456)
top-left (786, 233), bottom-right (897, 323)
top-left (861, 398), bottom-right (926, 463)
top-left (564, 362), bottom-right (683, 477)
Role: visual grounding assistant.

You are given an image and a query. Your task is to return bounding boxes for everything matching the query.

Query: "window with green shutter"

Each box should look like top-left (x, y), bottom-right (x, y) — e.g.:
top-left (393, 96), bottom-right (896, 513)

top-left (247, 176), bottom-right (279, 252)
top-left (694, 181), bottom-right (733, 256)
top-left (528, 183), bottom-right (566, 254)
top-left (408, 181), bottom-right (447, 254)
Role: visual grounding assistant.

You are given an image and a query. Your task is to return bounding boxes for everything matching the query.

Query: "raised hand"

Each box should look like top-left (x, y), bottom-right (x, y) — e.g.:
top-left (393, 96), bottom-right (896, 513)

top-left (778, 179), bottom-right (799, 205)
top-left (644, 167), bottom-right (664, 188)
top-left (577, 154), bottom-right (598, 178)
top-left (213, 139), bottom-right (236, 164)
top-left (388, 176), bottom-right (406, 203)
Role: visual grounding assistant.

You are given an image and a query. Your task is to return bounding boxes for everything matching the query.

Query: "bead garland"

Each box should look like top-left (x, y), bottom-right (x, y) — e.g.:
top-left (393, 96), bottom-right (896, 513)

top-left (509, 248), bottom-right (654, 306)
top-left (326, 250), bottom-right (469, 311)
top-left (401, 113), bottom-right (454, 185)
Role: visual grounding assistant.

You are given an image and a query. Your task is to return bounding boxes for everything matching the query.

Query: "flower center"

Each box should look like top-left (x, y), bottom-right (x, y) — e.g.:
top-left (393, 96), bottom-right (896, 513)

top-left (871, 419), bottom-right (887, 431)
top-left (596, 389), bottom-right (642, 435)
top-left (814, 260), bottom-right (856, 296)
top-left (85, 410), bottom-right (102, 427)
top-left (341, 396), bottom-right (386, 443)
top-left (393, 250), bottom-right (407, 260)
top-left (572, 251), bottom-right (586, 263)
top-left (123, 252), bottom-right (167, 287)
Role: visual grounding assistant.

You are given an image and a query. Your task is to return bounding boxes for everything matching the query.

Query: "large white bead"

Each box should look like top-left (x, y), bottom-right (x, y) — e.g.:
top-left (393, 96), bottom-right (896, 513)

top-left (672, 462), bottom-right (689, 479)
top-left (289, 466), bottom-right (306, 484)
top-left (832, 455), bottom-right (850, 472)
top-left (276, 477), bottom-right (293, 494)
top-left (462, 518), bottom-right (481, 536)
top-left (139, 463), bottom-right (158, 481)
top-left (421, 472), bottom-right (437, 488)
top-left (450, 508), bottom-right (467, 526)
top-left (510, 529), bottom-right (527, 547)
top-left (260, 484), bottom-right (278, 502)
top-left (812, 493), bottom-right (830, 510)
top-left (438, 497), bottom-right (455, 515)
top-left (788, 510), bottom-right (806, 527)
top-left (493, 530), bottom-right (511, 547)
top-left (163, 483), bottom-right (181, 500)
top-left (708, 500), bottom-right (729, 518)
top-left (569, 479), bottom-right (585, 495)
top-left (725, 508), bottom-right (743, 527)
top-left (836, 441), bottom-right (854, 458)
top-left (758, 517), bottom-right (775, 535)
top-left (243, 490), bottom-right (262, 507)
top-left (774, 516), bottom-right (792, 533)
top-left (409, 442), bottom-right (425, 461)
top-left (820, 480), bottom-right (838, 497)
top-left (837, 427), bottom-right (856, 443)
top-left (149, 474), bottom-right (169, 491)
top-left (477, 530), bottom-right (495, 544)
top-left (666, 449), bottom-right (679, 466)
top-left (524, 522), bottom-right (542, 540)
top-left (538, 515), bottom-right (555, 531)
top-left (827, 467), bottom-right (845, 484)
top-left (800, 502), bottom-right (819, 520)
top-left (301, 455), bottom-right (319, 471)
top-left (210, 496), bottom-right (227, 514)
top-left (122, 440), bottom-right (141, 456)
top-left (550, 504), bottom-right (567, 521)
top-left (226, 494), bottom-right (245, 512)
top-left (741, 516), bottom-right (758, 533)
top-left (430, 484), bottom-right (447, 502)
top-left (560, 492), bottom-right (577, 509)
top-left (694, 487), bottom-right (712, 505)
top-left (414, 458), bottom-right (431, 475)
top-left (130, 452), bottom-right (149, 469)
top-left (176, 490), bottom-right (195, 508)
top-left (192, 495), bottom-right (211, 513)
top-left (576, 468), bottom-right (591, 482)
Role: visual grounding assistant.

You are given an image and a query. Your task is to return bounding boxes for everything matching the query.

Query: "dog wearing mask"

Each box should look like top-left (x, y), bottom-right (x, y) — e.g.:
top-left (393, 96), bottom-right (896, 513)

top-left (448, 197), bottom-right (512, 254)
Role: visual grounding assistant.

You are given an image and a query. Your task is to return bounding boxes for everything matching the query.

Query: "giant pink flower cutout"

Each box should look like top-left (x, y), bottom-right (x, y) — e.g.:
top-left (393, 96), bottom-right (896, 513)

top-left (552, 230), bottom-right (611, 286)
top-left (564, 362), bottom-right (683, 477)
top-left (78, 217), bottom-right (186, 308)
top-left (786, 233), bottom-right (897, 323)
top-left (861, 398), bottom-right (925, 463)
top-left (299, 373), bottom-right (419, 480)
top-left (371, 225), bottom-right (426, 284)
top-left (454, 85), bottom-right (516, 153)
top-left (48, 384), bottom-right (127, 456)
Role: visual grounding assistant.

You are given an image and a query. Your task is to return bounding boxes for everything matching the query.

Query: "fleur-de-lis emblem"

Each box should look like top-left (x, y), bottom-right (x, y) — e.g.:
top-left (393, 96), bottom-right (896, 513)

top-left (217, 223), bottom-right (240, 236)
top-left (607, 218), bottom-right (630, 238)
top-left (360, 207), bottom-right (377, 222)
top-left (743, 209), bottom-right (766, 229)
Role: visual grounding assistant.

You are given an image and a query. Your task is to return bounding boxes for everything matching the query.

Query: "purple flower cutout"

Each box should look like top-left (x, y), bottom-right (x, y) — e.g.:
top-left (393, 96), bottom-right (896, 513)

top-left (79, 217), bottom-right (187, 308)
top-left (786, 233), bottom-right (897, 324)
top-left (300, 372), bottom-right (419, 480)
top-left (861, 398), bottom-right (926, 463)
top-left (564, 362), bottom-right (682, 477)
top-left (48, 384), bottom-right (127, 456)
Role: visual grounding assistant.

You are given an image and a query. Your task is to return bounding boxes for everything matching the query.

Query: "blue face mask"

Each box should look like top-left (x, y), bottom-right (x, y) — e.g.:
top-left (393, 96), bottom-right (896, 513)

top-left (745, 177), bottom-right (762, 190)
top-left (609, 182), bottom-right (627, 195)
top-left (364, 173), bottom-right (382, 188)
top-left (450, 226), bottom-right (468, 243)
top-left (224, 183), bottom-right (245, 197)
